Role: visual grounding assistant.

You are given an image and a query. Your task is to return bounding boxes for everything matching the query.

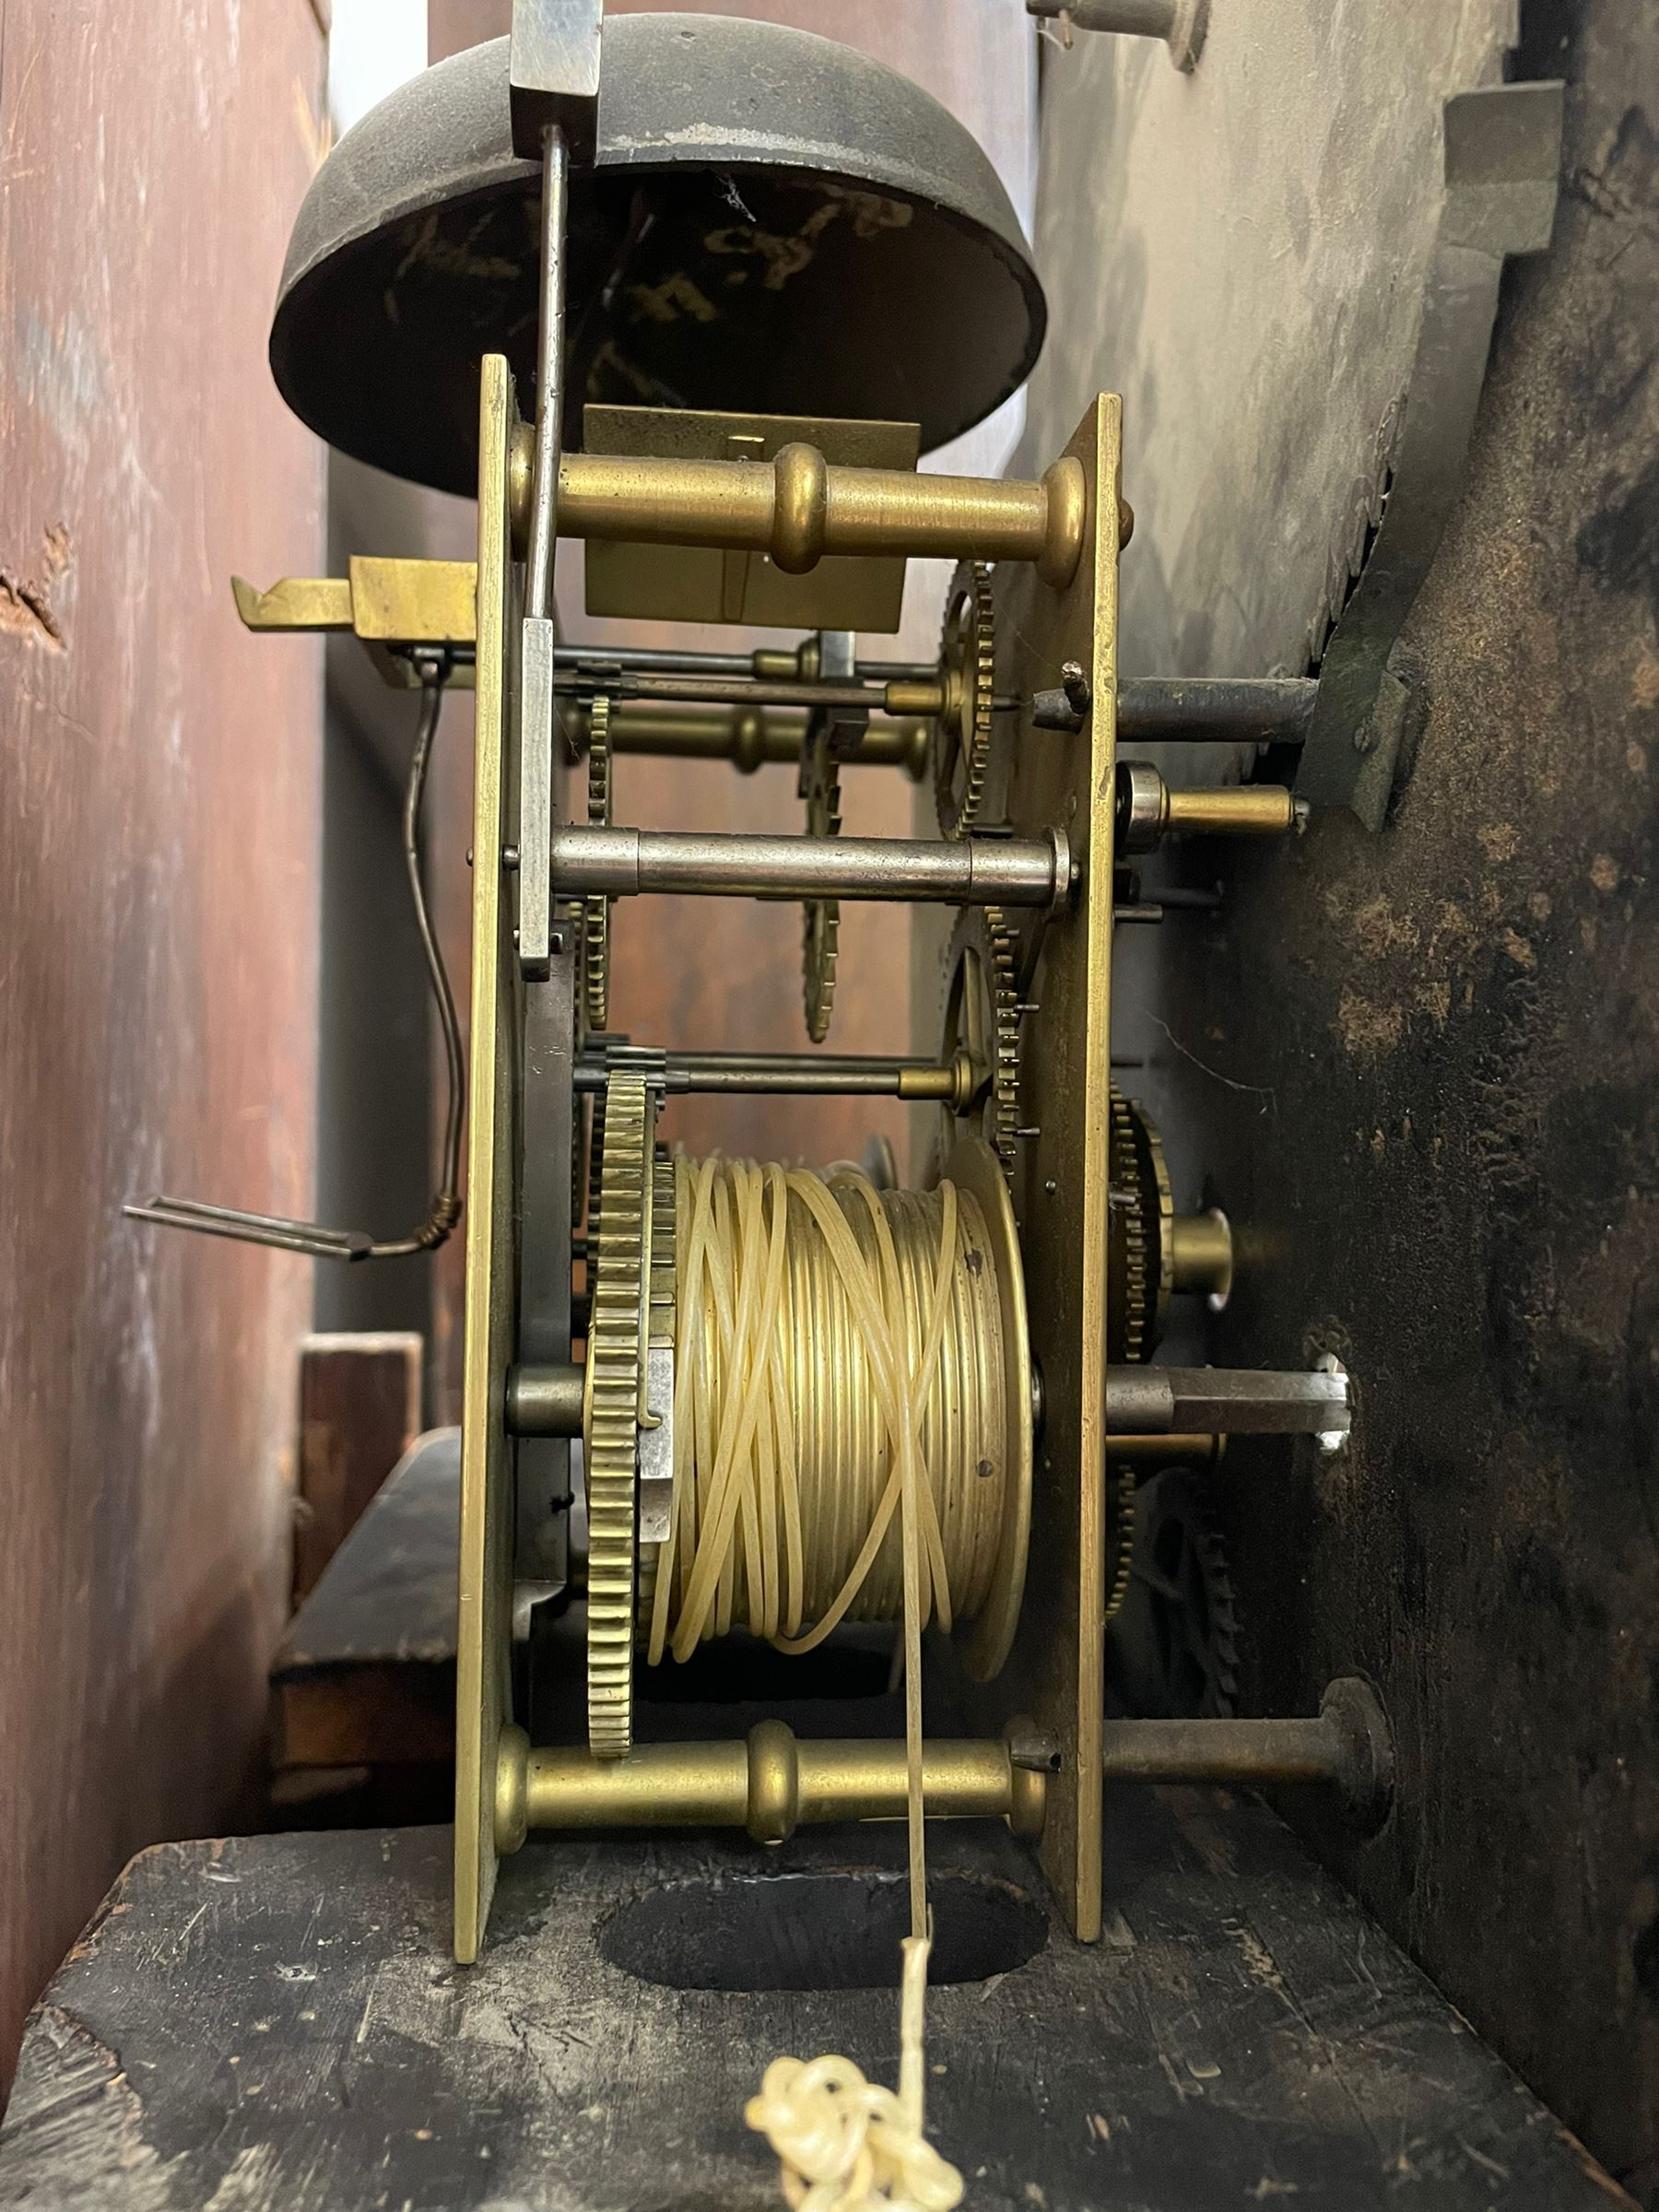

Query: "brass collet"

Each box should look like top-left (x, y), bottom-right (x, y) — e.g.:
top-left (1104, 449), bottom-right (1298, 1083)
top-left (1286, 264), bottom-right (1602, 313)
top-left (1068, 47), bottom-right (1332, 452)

top-left (1117, 759), bottom-right (1303, 853)
top-left (493, 1722), bottom-right (1049, 1854)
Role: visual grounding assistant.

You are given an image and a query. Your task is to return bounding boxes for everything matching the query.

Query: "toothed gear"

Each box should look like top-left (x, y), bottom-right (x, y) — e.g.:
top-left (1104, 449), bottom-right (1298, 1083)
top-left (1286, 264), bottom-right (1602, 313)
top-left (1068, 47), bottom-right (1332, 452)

top-left (1147, 1108), bottom-right (1176, 1340)
top-left (1107, 1089), bottom-right (1181, 1360)
top-left (938, 905), bottom-right (1021, 1176)
top-left (934, 560), bottom-right (996, 840)
top-left (1108, 1088), bottom-right (1154, 1364)
top-left (582, 695), bottom-right (613, 1030)
top-left (801, 724), bottom-right (841, 1044)
top-left (1106, 1468), bottom-right (1241, 1718)
top-left (579, 1032), bottom-right (626, 1235)
top-left (585, 1071), bottom-right (653, 1759)
top-left (1103, 1466), bottom-right (1137, 1628)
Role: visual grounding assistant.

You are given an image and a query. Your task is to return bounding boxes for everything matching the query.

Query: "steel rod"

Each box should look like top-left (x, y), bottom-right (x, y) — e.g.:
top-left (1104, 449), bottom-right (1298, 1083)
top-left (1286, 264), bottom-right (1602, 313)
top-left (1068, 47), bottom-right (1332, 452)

top-left (558, 642), bottom-right (758, 677)
top-left (1099, 1679), bottom-right (1394, 1829)
top-left (548, 660), bottom-right (1316, 747)
top-left (557, 670), bottom-right (949, 716)
top-left (581, 671), bottom-right (1314, 737)
top-left (558, 665), bottom-right (1317, 747)
top-left (1028, 0), bottom-right (1177, 36)
top-left (679, 1056), bottom-right (909, 1096)
top-left (1104, 1363), bottom-right (1350, 1439)
top-left (524, 125), bottom-right (568, 620)
top-left (506, 1363), bottom-right (585, 1439)
top-left (549, 825), bottom-right (1067, 909)
top-left (675, 1053), bottom-right (937, 1096)
top-left (1118, 677), bottom-right (1317, 745)
top-left (574, 1050), bottom-right (964, 1099)
top-left (556, 641), bottom-right (938, 685)
top-left (1100, 1714), bottom-right (1342, 1787)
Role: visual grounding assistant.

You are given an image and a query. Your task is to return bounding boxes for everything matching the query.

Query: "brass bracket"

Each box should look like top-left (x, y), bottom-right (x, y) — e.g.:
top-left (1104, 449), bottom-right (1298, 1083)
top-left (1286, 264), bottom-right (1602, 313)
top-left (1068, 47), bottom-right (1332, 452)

top-left (582, 404), bottom-right (920, 632)
top-left (231, 556), bottom-right (477, 688)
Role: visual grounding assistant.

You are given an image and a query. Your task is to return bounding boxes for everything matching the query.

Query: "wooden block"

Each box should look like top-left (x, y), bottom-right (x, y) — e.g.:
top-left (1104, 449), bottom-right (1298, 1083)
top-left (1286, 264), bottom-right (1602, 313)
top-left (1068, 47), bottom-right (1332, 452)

top-left (292, 1333), bottom-right (421, 1602)
top-left (272, 1428), bottom-right (458, 1772)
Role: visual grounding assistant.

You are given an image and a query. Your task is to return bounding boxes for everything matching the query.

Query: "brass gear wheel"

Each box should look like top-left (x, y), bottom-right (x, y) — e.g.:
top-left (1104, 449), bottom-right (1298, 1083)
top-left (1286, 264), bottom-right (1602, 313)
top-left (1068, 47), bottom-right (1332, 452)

top-left (1104, 1465), bottom-right (1137, 1628)
top-left (582, 695), bottom-right (613, 1030)
top-left (584, 1069), bottom-right (654, 1759)
top-left (1108, 1090), bottom-right (1152, 1364)
top-left (938, 905), bottom-right (1021, 1175)
top-left (1107, 1088), bottom-right (1175, 1361)
top-left (933, 560), bottom-right (995, 840)
top-left (801, 723), bottom-right (841, 1044)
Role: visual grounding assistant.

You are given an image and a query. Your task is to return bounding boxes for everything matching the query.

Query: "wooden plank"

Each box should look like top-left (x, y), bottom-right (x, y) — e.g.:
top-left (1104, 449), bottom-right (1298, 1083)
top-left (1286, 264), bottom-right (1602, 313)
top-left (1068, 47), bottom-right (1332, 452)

top-left (0, 0), bottom-right (325, 2099)
top-left (292, 1333), bottom-right (422, 1600)
top-left (273, 1664), bottom-right (454, 1770)
top-left (272, 1429), bottom-right (458, 1769)
top-left (0, 1794), bottom-right (1632, 2210)
top-left (276, 1430), bottom-right (460, 1673)
top-left (1086, 4), bottom-right (1659, 2192)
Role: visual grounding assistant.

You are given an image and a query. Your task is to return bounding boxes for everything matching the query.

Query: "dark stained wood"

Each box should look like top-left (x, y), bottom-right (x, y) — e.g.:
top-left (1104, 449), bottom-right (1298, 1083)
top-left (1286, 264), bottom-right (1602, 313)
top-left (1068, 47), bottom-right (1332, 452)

top-left (0, 1796), bottom-right (1630, 2209)
top-left (272, 1429), bottom-right (459, 1769)
top-left (0, 0), bottom-right (326, 2098)
top-left (293, 1333), bottom-right (422, 1600)
top-left (1110, 1), bottom-right (1659, 2194)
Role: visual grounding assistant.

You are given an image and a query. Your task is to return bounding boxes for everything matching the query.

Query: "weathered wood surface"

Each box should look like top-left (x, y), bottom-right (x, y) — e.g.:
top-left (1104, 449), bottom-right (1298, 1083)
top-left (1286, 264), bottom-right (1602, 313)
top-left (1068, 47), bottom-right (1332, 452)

top-left (293, 1333), bottom-right (423, 1600)
top-left (272, 1429), bottom-right (458, 1770)
top-left (0, 0), bottom-right (326, 2095)
top-left (1090, 0), bottom-right (1659, 2194)
top-left (0, 1796), bottom-right (1628, 2210)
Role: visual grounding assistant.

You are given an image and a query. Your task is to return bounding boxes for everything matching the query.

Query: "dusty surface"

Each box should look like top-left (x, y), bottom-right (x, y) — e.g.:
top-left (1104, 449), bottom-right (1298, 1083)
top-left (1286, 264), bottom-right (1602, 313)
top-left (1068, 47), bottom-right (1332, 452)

top-left (1110, 0), bottom-right (1659, 2194)
top-left (1018, 0), bottom-right (1513, 683)
top-left (0, 1807), bottom-right (1629, 2210)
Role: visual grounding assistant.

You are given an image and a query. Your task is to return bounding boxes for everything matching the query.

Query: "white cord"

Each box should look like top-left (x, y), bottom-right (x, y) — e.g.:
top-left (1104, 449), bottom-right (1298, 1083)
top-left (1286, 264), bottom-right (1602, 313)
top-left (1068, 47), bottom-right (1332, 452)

top-left (746, 1940), bottom-right (964, 2212)
top-left (668, 1157), bottom-right (975, 2208)
top-left (648, 1158), bottom-right (1007, 1665)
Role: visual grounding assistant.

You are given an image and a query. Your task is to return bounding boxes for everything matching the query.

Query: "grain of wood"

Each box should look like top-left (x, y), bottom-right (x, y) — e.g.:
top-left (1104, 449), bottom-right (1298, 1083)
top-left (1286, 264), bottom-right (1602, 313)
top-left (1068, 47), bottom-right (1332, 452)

top-left (0, 1801), bottom-right (1632, 2209)
top-left (292, 1334), bottom-right (422, 1600)
top-left (0, 0), bottom-right (327, 2097)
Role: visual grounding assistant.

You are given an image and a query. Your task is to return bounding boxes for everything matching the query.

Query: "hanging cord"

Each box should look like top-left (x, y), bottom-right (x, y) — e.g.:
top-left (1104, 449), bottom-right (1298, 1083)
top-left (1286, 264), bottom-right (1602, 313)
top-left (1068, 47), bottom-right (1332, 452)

top-left (125, 658), bottom-right (465, 1262)
top-left (700, 1157), bottom-right (968, 2212)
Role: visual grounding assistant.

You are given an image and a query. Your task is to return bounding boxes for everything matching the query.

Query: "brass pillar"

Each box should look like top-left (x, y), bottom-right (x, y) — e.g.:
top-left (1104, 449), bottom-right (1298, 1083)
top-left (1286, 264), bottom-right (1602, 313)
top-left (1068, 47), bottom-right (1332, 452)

top-left (509, 434), bottom-right (1095, 588)
top-left (493, 1723), bottom-right (1049, 1853)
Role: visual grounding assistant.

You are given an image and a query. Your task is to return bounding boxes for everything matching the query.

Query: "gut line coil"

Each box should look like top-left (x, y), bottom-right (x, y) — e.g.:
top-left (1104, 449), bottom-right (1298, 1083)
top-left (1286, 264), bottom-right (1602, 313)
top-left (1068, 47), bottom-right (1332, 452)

top-left (648, 1152), bottom-right (1018, 1666)
top-left (583, 1103), bottom-right (1034, 1754)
